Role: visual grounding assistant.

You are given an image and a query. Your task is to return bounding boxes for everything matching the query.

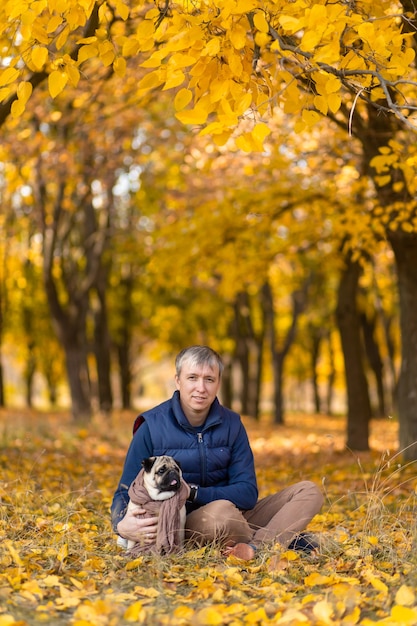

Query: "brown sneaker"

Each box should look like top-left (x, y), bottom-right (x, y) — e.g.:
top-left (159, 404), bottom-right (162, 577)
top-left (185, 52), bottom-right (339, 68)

top-left (224, 543), bottom-right (257, 561)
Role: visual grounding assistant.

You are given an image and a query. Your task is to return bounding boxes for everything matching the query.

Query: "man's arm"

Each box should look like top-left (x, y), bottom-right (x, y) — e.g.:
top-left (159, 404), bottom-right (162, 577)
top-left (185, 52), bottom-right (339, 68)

top-left (194, 423), bottom-right (258, 510)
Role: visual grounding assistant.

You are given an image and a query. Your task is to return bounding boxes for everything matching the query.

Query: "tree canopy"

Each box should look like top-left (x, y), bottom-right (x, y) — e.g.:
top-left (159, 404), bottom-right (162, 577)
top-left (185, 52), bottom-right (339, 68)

top-left (1, 0), bottom-right (417, 456)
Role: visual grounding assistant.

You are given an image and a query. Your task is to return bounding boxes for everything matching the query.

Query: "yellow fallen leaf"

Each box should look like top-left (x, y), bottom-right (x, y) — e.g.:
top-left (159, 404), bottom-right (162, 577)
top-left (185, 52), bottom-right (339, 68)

top-left (5, 541), bottom-right (23, 567)
top-left (196, 606), bottom-right (224, 625)
top-left (390, 605), bottom-right (417, 625)
top-left (342, 605), bottom-right (361, 625)
top-left (57, 543), bottom-right (68, 563)
top-left (173, 606), bottom-right (195, 620)
top-left (313, 599), bottom-right (334, 624)
top-left (304, 572), bottom-right (333, 586)
top-left (396, 584), bottom-right (415, 606)
top-left (133, 585), bottom-right (160, 598)
top-left (124, 601), bottom-right (146, 622)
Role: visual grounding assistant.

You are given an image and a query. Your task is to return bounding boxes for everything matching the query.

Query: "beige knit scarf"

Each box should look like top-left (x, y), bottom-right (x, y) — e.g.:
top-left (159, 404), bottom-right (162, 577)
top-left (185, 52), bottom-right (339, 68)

top-left (127, 469), bottom-right (189, 556)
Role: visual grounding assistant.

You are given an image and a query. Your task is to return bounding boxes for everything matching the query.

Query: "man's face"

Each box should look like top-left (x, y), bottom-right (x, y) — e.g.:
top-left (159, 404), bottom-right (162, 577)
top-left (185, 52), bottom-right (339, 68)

top-left (175, 359), bottom-right (221, 424)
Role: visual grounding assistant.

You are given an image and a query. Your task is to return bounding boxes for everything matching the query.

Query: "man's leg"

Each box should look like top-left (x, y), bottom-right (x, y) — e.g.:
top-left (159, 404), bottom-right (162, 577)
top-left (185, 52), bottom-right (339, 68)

top-left (244, 480), bottom-right (324, 548)
top-left (185, 499), bottom-right (253, 546)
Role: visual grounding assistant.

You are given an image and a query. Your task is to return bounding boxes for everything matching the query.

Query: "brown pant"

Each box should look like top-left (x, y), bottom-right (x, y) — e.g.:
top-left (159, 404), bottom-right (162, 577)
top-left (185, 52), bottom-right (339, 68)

top-left (185, 481), bottom-right (324, 549)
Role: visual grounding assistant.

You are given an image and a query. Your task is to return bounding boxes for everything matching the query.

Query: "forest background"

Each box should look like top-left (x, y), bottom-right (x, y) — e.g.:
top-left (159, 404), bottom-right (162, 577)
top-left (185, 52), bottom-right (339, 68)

top-left (2, 0), bottom-right (417, 623)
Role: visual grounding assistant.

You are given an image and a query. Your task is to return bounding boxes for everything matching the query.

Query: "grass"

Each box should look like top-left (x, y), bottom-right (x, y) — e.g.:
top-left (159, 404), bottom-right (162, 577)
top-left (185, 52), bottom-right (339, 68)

top-left (1, 408), bottom-right (417, 625)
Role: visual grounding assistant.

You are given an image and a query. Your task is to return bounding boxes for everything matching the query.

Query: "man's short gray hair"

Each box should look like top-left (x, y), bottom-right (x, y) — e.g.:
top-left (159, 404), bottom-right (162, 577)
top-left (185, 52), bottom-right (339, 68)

top-left (175, 345), bottom-right (224, 378)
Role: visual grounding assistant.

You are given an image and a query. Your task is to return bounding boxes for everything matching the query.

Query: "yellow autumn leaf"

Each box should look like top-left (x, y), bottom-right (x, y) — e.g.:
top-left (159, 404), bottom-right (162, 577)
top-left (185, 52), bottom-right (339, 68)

top-left (17, 81), bottom-right (32, 103)
top-left (308, 4), bottom-right (328, 29)
top-left (99, 41), bottom-right (115, 66)
top-left (313, 599), bottom-right (334, 623)
top-left (137, 70), bottom-right (164, 91)
top-left (174, 606), bottom-right (195, 620)
top-left (0, 616), bottom-right (16, 626)
top-left (136, 19), bottom-right (156, 40)
top-left (5, 540), bottom-right (23, 566)
top-left (31, 46), bottom-right (48, 70)
top-left (213, 131), bottom-right (232, 146)
top-left (56, 24), bottom-right (70, 50)
top-left (253, 11), bottom-right (269, 33)
top-left (0, 67), bottom-right (20, 87)
top-left (66, 63), bottom-right (80, 86)
top-left (314, 42), bottom-right (341, 64)
top-left (235, 0), bottom-right (258, 12)
top-left (302, 109), bottom-right (321, 127)
top-left (133, 585), bottom-right (160, 598)
top-left (301, 30), bottom-right (321, 50)
top-left (174, 88), bottom-right (193, 111)
top-left (234, 92), bottom-right (252, 115)
top-left (228, 24), bottom-right (247, 50)
top-left (175, 107), bottom-right (208, 125)
top-left (115, 0), bottom-right (129, 20)
top-left (169, 53), bottom-right (197, 69)
top-left (235, 133), bottom-right (255, 152)
top-left (195, 606), bottom-right (223, 625)
top-left (113, 56), bottom-right (126, 77)
top-left (77, 43), bottom-right (98, 64)
top-left (278, 15), bottom-right (303, 34)
top-left (367, 535), bottom-right (379, 546)
top-left (124, 601), bottom-right (146, 622)
top-left (204, 38), bottom-right (221, 56)
top-left (123, 38), bottom-right (141, 57)
top-left (304, 572), bottom-right (333, 586)
top-left (365, 573), bottom-right (388, 594)
top-left (325, 75), bottom-right (342, 94)
top-left (390, 605), bottom-right (417, 624)
top-left (314, 95), bottom-right (328, 116)
top-left (209, 79), bottom-right (230, 103)
top-left (46, 14), bottom-right (63, 33)
top-left (396, 585), bottom-right (415, 606)
top-left (343, 606), bottom-right (361, 624)
top-left (245, 607), bottom-right (269, 623)
top-left (48, 70), bottom-right (68, 98)
top-left (11, 99), bottom-right (25, 119)
top-left (328, 93), bottom-right (341, 114)
top-left (163, 70), bottom-right (185, 90)
top-left (31, 21), bottom-right (50, 44)
top-left (199, 121), bottom-right (225, 136)
top-left (57, 543), bottom-right (68, 563)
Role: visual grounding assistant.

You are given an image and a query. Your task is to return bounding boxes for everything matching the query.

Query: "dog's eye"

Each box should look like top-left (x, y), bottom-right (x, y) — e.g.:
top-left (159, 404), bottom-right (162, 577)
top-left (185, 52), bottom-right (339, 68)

top-left (157, 466), bottom-right (166, 474)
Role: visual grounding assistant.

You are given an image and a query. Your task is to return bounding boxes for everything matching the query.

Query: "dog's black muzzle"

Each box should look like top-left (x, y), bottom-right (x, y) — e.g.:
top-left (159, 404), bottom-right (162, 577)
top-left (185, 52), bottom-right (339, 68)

top-left (160, 469), bottom-right (181, 491)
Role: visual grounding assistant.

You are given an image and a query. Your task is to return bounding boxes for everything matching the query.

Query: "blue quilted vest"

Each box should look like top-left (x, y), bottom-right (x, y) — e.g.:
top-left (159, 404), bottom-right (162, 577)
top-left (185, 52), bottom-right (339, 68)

top-left (140, 390), bottom-right (243, 486)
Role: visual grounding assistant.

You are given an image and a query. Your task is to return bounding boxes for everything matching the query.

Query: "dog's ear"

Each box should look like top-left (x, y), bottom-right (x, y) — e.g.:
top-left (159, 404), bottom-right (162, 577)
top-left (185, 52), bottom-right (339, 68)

top-left (142, 457), bottom-right (157, 472)
top-left (174, 459), bottom-right (182, 470)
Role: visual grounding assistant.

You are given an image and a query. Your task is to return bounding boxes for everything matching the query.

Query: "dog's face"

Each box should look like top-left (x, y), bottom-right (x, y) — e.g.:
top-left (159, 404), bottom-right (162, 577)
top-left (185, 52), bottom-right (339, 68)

top-left (142, 455), bottom-right (182, 501)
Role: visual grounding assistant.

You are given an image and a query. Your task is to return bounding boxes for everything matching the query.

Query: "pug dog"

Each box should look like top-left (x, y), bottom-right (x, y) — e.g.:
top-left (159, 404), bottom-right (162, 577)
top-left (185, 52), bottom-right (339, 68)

top-left (126, 455), bottom-right (188, 554)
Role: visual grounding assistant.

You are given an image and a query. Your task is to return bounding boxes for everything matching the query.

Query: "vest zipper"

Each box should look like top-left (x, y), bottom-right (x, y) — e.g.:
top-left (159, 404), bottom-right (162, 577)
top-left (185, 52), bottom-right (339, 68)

top-left (197, 432), bottom-right (206, 485)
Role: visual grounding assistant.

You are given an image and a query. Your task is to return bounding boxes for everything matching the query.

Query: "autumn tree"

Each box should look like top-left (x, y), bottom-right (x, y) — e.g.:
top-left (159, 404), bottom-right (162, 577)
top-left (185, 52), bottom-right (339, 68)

top-left (0, 0), bottom-right (415, 451)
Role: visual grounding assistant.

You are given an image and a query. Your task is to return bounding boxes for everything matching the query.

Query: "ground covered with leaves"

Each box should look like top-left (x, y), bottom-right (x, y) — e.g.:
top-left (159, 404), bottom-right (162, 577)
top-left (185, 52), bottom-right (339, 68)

top-left (1, 409), bottom-right (417, 625)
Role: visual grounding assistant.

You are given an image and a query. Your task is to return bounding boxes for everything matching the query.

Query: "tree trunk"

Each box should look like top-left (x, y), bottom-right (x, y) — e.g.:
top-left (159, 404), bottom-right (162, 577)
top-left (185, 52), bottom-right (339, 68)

top-left (336, 255), bottom-right (371, 450)
top-left (117, 338), bottom-right (132, 410)
top-left (262, 280), bottom-right (308, 424)
top-left (387, 231), bottom-right (417, 459)
top-left (231, 291), bottom-right (263, 418)
top-left (309, 326), bottom-right (323, 413)
top-left (221, 358), bottom-right (233, 409)
top-left (24, 344), bottom-right (36, 408)
top-left (360, 311), bottom-right (385, 417)
top-left (62, 336), bottom-right (92, 421)
top-left (325, 331), bottom-right (336, 416)
top-left (93, 265), bottom-right (113, 414)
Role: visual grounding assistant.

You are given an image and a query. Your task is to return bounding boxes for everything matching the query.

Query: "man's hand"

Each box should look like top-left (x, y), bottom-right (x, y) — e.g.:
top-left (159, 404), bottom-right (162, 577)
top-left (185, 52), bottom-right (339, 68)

top-left (117, 506), bottom-right (158, 544)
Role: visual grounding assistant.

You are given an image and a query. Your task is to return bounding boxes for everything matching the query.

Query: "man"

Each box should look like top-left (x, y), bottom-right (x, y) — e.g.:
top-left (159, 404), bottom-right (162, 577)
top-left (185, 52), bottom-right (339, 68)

top-left (111, 345), bottom-right (323, 560)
